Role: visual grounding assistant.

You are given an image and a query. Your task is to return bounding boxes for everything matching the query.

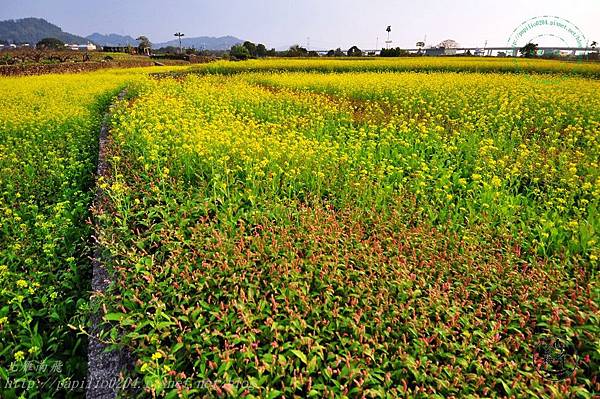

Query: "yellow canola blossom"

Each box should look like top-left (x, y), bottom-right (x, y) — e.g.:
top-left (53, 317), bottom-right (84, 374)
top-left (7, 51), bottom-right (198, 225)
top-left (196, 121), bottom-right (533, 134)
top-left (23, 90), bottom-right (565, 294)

top-left (105, 70), bottom-right (599, 260)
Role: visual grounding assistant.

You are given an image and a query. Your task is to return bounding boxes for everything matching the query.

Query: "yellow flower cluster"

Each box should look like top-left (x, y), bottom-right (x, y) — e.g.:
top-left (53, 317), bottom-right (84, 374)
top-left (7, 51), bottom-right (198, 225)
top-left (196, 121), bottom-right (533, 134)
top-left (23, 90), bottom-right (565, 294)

top-left (0, 65), bottom-right (191, 385)
top-left (194, 57), bottom-right (600, 77)
top-left (106, 69), bottom-right (599, 260)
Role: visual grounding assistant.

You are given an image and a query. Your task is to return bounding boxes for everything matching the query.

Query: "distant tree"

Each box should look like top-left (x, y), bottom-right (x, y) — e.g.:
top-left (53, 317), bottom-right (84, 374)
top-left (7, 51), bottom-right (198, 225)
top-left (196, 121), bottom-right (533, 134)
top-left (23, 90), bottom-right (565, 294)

top-left (588, 41), bottom-right (599, 60)
top-left (230, 44), bottom-right (250, 60)
top-left (347, 45), bottom-right (362, 56)
top-left (287, 44), bottom-right (308, 57)
top-left (379, 47), bottom-right (409, 57)
top-left (437, 39), bottom-right (459, 49)
top-left (326, 49), bottom-right (335, 57)
top-left (242, 41), bottom-right (257, 58)
top-left (136, 36), bottom-right (152, 55)
top-left (520, 42), bottom-right (538, 58)
top-left (334, 48), bottom-right (345, 57)
top-left (465, 49), bottom-right (472, 56)
top-left (307, 50), bottom-right (319, 57)
top-left (36, 37), bottom-right (64, 50)
top-left (155, 46), bottom-right (179, 54)
top-left (380, 47), bottom-right (395, 57)
top-left (256, 43), bottom-right (267, 57)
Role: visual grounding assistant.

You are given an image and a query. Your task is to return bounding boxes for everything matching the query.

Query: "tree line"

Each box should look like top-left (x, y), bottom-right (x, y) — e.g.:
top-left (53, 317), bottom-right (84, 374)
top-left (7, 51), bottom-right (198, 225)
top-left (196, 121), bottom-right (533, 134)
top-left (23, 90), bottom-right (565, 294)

top-left (229, 42), bottom-right (374, 59)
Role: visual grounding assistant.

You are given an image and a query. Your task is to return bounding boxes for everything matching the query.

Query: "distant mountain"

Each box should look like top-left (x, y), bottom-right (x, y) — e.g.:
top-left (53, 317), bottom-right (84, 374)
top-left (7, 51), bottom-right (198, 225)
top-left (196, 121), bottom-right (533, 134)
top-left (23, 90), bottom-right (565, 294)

top-left (86, 33), bottom-right (138, 47)
top-left (87, 34), bottom-right (244, 50)
top-left (0, 17), bottom-right (88, 45)
top-left (0, 17), bottom-right (245, 50)
top-left (155, 35), bottom-right (244, 50)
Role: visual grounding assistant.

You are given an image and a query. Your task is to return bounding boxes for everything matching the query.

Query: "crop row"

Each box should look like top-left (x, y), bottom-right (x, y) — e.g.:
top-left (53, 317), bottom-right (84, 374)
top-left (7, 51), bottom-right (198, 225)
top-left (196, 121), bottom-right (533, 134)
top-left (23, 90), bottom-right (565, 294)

top-left (1, 59), bottom-right (598, 398)
top-left (0, 67), bottom-right (186, 398)
top-left (185, 57), bottom-right (600, 79)
top-left (96, 72), bottom-right (598, 397)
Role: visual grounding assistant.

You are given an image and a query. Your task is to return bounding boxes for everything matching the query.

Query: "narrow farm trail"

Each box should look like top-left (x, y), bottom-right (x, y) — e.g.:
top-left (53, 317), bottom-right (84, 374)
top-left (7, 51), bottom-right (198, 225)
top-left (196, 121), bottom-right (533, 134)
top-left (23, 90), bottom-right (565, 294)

top-left (87, 90), bottom-right (131, 399)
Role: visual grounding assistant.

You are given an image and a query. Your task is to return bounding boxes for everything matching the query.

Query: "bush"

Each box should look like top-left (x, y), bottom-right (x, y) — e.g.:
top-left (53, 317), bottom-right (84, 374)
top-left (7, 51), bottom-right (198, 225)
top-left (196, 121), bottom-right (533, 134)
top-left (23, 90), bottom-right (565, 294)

top-left (379, 47), bottom-right (410, 57)
top-left (229, 45), bottom-right (251, 60)
top-left (36, 37), bottom-right (65, 50)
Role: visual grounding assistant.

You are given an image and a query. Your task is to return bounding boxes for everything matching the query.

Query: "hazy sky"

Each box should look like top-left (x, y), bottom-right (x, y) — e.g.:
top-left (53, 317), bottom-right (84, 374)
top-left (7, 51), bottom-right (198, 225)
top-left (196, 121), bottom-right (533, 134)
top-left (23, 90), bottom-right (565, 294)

top-left (1, 0), bottom-right (599, 49)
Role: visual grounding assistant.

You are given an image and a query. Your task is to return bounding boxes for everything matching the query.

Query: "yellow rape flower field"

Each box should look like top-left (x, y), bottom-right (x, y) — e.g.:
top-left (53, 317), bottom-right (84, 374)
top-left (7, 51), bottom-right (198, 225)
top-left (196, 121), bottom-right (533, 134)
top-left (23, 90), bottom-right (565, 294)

top-left (1, 58), bottom-right (599, 398)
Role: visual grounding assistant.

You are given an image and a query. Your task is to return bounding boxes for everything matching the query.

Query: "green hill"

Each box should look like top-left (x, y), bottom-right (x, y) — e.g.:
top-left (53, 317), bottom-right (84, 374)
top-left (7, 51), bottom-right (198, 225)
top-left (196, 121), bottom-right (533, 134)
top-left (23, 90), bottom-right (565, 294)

top-left (0, 17), bottom-right (88, 45)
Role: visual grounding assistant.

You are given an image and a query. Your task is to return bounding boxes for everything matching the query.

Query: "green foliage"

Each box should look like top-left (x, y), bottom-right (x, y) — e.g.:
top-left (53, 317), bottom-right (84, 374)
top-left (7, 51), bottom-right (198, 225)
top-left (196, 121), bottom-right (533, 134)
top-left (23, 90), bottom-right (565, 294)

top-left (229, 44), bottom-right (251, 60)
top-left (2, 58), bottom-right (599, 398)
top-left (380, 47), bottom-right (410, 57)
top-left (256, 43), bottom-right (267, 57)
top-left (136, 36), bottom-right (152, 52)
top-left (96, 69), bottom-right (598, 397)
top-left (326, 48), bottom-right (346, 57)
top-left (0, 66), bottom-right (189, 398)
top-left (0, 74), bottom-right (117, 397)
top-left (242, 41), bottom-right (257, 58)
top-left (35, 37), bottom-right (64, 50)
top-left (287, 44), bottom-right (308, 57)
top-left (520, 42), bottom-right (539, 58)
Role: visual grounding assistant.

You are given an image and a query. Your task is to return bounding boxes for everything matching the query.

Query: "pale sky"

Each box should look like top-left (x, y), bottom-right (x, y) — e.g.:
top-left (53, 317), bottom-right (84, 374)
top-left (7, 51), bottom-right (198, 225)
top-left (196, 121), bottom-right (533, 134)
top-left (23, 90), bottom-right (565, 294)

top-left (1, 0), bottom-right (598, 49)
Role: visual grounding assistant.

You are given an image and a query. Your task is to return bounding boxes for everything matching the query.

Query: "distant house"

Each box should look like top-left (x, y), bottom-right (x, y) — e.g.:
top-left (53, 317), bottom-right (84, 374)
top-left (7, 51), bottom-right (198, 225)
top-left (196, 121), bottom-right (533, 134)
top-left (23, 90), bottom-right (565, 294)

top-left (425, 47), bottom-right (443, 56)
top-left (425, 47), bottom-right (456, 56)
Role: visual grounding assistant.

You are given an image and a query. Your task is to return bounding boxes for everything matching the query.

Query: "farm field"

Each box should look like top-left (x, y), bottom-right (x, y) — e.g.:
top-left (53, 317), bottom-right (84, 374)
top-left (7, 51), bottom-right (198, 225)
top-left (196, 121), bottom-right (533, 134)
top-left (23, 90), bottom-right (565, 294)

top-left (0, 58), bottom-right (599, 398)
top-left (189, 57), bottom-right (600, 78)
top-left (0, 66), bottom-right (188, 398)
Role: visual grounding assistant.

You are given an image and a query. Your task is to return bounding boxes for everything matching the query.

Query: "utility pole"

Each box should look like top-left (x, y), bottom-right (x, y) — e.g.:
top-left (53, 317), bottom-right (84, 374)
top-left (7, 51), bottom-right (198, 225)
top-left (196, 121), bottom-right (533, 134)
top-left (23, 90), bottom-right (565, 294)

top-left (307, 37), bottom-right (310, 51)
top-left (174, 32), bottom-right (185, 54)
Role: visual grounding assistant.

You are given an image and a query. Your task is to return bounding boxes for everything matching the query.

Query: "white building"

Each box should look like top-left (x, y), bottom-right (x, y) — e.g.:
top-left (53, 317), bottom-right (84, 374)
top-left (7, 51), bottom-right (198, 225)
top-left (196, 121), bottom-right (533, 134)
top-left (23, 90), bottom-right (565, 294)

top-left (65, 42), bottom-right (97, 51)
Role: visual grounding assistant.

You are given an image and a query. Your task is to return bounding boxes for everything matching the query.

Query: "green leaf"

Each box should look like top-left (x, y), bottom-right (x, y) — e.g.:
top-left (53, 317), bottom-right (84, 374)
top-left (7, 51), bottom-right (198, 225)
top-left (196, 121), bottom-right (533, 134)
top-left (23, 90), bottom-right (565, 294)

top-left (290, 349), bottom-right (307, 364)
top-left (104, 312), bottom-right (126, 321)
top-left (267, 389), bottom-right (282, 399)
